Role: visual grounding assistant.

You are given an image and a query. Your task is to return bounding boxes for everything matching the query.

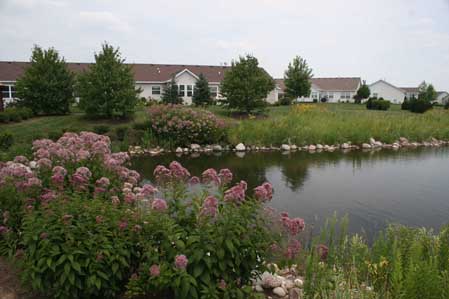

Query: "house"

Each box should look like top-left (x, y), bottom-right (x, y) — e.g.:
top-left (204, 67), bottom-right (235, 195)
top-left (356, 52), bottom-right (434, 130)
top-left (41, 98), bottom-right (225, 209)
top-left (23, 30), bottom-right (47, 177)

top-left (0, 61), bottom-right (246, 105)
top-left (401, 87), bottom-right (420, 100)
top-left (435, 91), bottom-right (449, 105)
top-left (369, 80), bottom-right (406, 104)
top-left (275, 77), bottom-right (362, 103)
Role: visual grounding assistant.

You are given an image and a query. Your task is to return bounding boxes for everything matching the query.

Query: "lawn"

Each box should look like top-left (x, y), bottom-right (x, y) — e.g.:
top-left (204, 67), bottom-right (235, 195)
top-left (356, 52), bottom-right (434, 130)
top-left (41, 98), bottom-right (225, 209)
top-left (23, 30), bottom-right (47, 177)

top-left (1, 103), bottom-right (449, 161)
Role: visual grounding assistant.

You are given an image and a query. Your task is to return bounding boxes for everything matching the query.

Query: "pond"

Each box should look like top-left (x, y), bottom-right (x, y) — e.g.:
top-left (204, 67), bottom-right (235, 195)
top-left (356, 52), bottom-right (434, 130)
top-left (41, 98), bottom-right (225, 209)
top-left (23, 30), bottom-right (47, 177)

top-left (131, 147), bottom-right (449, 238)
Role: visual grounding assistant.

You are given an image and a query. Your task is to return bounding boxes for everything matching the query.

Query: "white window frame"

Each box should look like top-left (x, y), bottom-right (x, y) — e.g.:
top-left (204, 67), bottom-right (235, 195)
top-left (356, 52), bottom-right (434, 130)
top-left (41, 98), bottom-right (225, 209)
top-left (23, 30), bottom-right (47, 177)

top-left (178, 85), bottom-right (185, 97)
top-left (1, 85), bottom-right (14, 99)
top-left (209, 86), bottom-right (218, 98)
top-left (311, 92), bottom-right (318, 99)
top-left (187, 85), bottom-right (193, 97)
top-left (151, 85), bottom-right (161, 95)
top-left (328, 92), bottom-right (334, 99)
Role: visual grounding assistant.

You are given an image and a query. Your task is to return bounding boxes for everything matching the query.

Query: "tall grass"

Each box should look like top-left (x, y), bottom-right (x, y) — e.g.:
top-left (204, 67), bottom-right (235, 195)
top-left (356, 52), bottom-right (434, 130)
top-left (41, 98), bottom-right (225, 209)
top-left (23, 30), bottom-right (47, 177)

top-left (301, 214), bottom-right (449, 299)
top-left (227, 105), bottom-right (449, 146)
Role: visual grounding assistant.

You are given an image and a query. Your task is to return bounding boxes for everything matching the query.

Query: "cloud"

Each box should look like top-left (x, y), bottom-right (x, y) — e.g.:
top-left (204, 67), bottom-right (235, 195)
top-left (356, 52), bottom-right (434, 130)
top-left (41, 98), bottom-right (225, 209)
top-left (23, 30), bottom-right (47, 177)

top-left (79, 11), bottom-right (132, 33)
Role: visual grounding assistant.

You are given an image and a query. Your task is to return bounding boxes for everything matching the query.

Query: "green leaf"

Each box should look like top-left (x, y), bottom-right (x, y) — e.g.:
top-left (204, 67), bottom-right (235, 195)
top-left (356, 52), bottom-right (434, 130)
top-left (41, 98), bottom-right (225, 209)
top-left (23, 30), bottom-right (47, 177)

top-left (193, 263), bottom-right (204, 278)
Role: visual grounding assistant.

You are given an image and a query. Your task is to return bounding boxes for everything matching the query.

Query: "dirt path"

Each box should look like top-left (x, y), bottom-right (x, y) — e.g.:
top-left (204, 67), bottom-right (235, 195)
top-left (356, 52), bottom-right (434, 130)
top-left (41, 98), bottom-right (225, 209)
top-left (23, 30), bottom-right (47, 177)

top-left (0, 257), bottom-right (40, 299)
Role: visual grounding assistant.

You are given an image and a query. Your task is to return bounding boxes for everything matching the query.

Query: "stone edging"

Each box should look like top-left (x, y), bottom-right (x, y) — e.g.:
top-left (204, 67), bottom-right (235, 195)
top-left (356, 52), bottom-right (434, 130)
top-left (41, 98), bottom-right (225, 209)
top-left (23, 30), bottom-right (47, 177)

top-left (128, 137), bottom-right (449, 157)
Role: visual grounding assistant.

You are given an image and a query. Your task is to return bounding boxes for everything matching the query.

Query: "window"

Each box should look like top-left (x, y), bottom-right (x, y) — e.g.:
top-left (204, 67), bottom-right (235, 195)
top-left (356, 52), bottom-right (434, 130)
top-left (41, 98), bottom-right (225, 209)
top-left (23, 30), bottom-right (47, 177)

top-left (311, 92), bottom-right (318, 99)
top-left (178, 85), bottom-right (185, 97)
top-left (209, 86), bottom-right (218, 97)
top-left (328, 92), bottom-right (334, 99)
top-left (187, 85), bottom-right (193, 97)
top-left (340, 92), bottom-right (351, 99)
top-left (151, 86), bottom-right (161, 95)
top-left (1, 85), bottom-right (9, 99)
top-left (372, 93), bottom-right (378, 98)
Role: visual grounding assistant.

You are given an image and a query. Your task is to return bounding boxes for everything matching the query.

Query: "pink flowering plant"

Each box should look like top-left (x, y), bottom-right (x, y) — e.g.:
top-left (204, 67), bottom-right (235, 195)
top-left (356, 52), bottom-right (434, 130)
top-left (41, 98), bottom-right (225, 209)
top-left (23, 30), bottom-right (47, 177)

top-left (147, 104), bottom-right (227, 146)
top-left (0, 131), bottom-right (303, 299)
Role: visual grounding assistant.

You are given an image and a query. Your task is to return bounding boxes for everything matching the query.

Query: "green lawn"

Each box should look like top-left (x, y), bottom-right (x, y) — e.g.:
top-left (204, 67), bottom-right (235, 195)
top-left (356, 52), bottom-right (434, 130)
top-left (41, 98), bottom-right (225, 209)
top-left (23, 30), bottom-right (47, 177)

top-left (1, 103), bottom-right (448, 161)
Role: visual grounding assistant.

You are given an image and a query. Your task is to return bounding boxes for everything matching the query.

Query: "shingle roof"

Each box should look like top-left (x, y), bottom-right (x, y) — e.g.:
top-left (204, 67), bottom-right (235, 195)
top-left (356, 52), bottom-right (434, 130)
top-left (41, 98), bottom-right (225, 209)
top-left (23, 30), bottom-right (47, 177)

top-left (275, 77), bottom-right (361, 92)
top-left (400, 87), bottom-right (419, 93)
top-left (0, 61), bottom-right (230, 83)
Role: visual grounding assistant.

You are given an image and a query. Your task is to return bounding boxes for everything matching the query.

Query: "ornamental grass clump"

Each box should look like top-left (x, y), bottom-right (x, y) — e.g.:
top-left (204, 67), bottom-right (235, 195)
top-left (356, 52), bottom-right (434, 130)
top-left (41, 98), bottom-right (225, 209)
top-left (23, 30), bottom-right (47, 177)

top-left (147, 104), bottom-right (227, 147)
top-left (0, 131), bottom-right (300, 299)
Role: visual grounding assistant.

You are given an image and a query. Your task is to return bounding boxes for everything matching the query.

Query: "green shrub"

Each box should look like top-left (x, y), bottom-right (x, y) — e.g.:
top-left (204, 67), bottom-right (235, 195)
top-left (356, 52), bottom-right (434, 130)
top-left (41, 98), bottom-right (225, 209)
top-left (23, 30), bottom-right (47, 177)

top-left (132, 121), bottom-right (149, 131)
top-left (0, 132), bottom-right (14, 150)
top-left (401, 98), bottom-right (410, 110)
top-left (147, 105), bottom-right (227, 147)
top-left (366, 97), bottom-right (390, 111)
top-left (115, 126), bottom-right (128, 141)
top-left (47, 130), bottom-right (64, 141)
top-left (92, 125), bottom-right (110, 135)
top-left (445, 102), bottom-right (449, 110)
top-left (21, 197), bottom-right (138, 299)
top-left (409, 97), bottom-right (433, 113)
top-left (278, 96), bottom-right (292, 106)
top-left (0, 107), bottom-right (34, 123)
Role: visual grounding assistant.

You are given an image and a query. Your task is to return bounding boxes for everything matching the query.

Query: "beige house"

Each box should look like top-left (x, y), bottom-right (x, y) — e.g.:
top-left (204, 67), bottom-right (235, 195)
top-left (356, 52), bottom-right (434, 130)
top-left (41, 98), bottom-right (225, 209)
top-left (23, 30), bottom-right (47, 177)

top-left (275, 77), bottom-right (362, 103)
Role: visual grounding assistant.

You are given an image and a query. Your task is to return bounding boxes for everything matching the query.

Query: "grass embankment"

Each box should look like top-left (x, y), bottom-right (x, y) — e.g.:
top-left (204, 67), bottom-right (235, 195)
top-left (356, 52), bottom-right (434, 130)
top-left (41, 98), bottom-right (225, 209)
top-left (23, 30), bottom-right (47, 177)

top-left (222, 104), bottom-right (449, 146)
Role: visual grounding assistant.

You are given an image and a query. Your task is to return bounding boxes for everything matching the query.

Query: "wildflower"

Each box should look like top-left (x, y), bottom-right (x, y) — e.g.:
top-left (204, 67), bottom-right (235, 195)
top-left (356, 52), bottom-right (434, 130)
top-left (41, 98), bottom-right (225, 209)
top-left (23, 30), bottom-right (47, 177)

top-left (40, 232), bottom-right (48, 239)
top-left (281, 214), bottom-right (305, 236)
top-left (111, 196), bottom-right (120, 206)
top-left (285, 239), bottom-right (301, 259)
top-left (133, 224), bottom-right (142, 232)
top-left (254, 182), bottom-right (273, 202)
top-left (141, 184), bottom-right (158, 197)
top-left (149, 264), bottom-right (160, 277)
top-left (36, 158), bottom-right (52, 169)
top-left (188, 176), bottom-right (200, 185)
top-left (0, 226), bottom-right (9, 235)
top-left (124, 192), bottom-right (136, 204)
top-left (96, 253), bottom-right (104, 261)
top-left (14, 155), bottom-right (29, 164)
top-left (152, 198), bottom-right (168, 211)
top-left (317, 244), bottom-right (329, 261)
top-left (224, 181), bottom-right (247, 204)
top-left (96, 177), bottom-right (110, 188)
top-left (153, 165), bottom-right (171, 183)
top-left (200, 196), bottom-right (218, 218)
top-left (41, 189), bottom-right (57, 203)
top-left (218, 168), bottom-right (233, 185)
top-left (169, 161), bottom-right (190, 180)
top-left (62, 214), bottom-right (73, 225)
top-left (71, 167), bottom-right (92, 191)
top-left (218, 279), bottom-right (227, 290)
top-left (175, 254), bottom-right (188, 270)
top-left (202, 168), bottom-right (220, 185)
top-left (118, 220), bottom-right (128, 231)
top-left (95, 215), bottom-right (103, 224)
top-left (2, 211), bottom-right (10, 224)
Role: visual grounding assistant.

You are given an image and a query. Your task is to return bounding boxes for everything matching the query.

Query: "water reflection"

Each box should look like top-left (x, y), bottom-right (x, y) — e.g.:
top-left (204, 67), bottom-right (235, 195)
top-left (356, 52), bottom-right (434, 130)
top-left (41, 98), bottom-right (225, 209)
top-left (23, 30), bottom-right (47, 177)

top-left (131, 148), bottom-right (449, 237)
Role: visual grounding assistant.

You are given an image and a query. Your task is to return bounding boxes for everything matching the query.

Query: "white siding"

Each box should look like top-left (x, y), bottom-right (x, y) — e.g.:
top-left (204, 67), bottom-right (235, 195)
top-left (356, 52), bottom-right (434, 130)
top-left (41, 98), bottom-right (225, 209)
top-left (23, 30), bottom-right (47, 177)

top-left (174, 71), bottom-right (198, 105)
top-left (369, 80), bottom-right (405, 104)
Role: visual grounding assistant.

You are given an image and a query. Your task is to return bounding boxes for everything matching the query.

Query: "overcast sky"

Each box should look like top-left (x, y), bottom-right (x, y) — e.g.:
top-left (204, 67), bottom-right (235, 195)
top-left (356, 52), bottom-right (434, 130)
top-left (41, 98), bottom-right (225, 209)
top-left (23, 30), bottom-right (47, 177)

top-left (1, 0), bottom-right (449, 90)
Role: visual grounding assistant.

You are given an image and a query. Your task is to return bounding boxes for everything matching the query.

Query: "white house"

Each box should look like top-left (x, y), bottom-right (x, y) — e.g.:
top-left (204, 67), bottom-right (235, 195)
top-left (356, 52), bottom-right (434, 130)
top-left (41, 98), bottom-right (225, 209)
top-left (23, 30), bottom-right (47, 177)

top-left (275, 77), bottom-right (362, 103)
top-left (369, 80), bottom-right (406, 104)
top-left (435, 91), bottom-right (449, 105)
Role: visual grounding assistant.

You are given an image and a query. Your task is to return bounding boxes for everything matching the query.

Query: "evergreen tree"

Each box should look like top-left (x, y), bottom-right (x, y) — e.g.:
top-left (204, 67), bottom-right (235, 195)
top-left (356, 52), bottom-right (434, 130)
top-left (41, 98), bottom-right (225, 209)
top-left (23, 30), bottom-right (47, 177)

top-left (283, 56), bottom-right (313, 101)
top-left (161, 77), bottom-right (182, 104)
top-left (192, 73), bottom-right (212, 106)
top-left (220, 55), bottom-right (274, 114)
top-left (354, 82), bottom-right (371, 104)
top-left (15, 45), bottom-right (75, 115)
top-left (407, 82), bottom-right (435, 113)
top-left (77, 43), bottom-right (141, 119)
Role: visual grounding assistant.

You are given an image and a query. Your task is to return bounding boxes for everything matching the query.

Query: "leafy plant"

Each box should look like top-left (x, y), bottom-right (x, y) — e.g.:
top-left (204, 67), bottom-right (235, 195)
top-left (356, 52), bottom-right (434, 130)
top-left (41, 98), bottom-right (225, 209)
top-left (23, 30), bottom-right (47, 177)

top-left (284, 55), bottom-right (313, 100)
top-left (0, 132), bottom-right (14, 150)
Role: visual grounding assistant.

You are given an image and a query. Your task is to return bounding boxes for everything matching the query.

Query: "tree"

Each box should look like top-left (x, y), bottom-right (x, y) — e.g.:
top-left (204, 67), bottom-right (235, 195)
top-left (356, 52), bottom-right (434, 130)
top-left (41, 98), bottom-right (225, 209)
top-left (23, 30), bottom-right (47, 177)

top-left (220, 55), bottom-right (274, 114)
top-left (15, 46), bottom-right (75, 115)
top-left (161, 77), bottom-right (182, 104)
top-left (192, 73), bottom-right (212, 106)
top-left (407, 82), bottom-right (435, 113)
top-left (283, 56), bottom-right (313, 101)
top-left (354, 82), bottom-right (371, 104)
top-left (401, 96), bottom-right (410, 110)
top-left (77, 43), bottom-right (141, 119)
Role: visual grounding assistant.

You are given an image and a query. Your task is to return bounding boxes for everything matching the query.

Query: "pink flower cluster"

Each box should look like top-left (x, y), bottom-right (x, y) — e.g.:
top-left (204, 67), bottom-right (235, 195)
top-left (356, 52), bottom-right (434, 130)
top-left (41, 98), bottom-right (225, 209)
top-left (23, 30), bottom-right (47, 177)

top-left (200, 196), bottom-right (219, 218)
top-left (224, 181), bottom-right (247, 204)
top-left (51, 166), bottom-right (67, 190)
top-left (175, 254), bottom-right (188, 270)
top-left (254, 182), bottom-right (273, 202)
top-left (71, 167), bottom-right (92, 192)
top-left (147, 105), bottom-right (226, 146)
top-left (153, 161), bottom-right (190, 184)
top-left (201, 168), bottom-right (233, 186)
top-left (149, 264), bottom-right (160, 277)
top-left (280, 212), bottom-right (305, 236)
top-left (151, 198), bottom-right (168, 211)
top-left (0, 162), bottom-right (41, 191)
top-left (285, 239), bottom-right (301, 259)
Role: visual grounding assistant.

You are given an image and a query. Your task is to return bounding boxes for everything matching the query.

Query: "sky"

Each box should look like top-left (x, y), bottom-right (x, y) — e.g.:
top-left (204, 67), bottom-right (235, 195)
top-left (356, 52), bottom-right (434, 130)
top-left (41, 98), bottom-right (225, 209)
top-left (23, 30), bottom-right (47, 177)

top-left (1, 0), bottom-right (449, 90)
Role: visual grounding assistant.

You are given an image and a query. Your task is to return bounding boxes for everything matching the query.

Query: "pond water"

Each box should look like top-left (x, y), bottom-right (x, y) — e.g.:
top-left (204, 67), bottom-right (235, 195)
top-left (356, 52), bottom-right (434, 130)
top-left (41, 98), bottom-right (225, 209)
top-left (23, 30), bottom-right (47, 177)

top-left (131, 148), bottom-right (449, 237)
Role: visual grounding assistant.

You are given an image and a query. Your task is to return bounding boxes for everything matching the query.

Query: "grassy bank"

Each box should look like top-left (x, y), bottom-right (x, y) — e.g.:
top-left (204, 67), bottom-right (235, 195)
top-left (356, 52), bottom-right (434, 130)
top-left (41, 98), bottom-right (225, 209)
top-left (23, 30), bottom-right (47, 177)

top-left (225, 104), bottom-right (449, 146)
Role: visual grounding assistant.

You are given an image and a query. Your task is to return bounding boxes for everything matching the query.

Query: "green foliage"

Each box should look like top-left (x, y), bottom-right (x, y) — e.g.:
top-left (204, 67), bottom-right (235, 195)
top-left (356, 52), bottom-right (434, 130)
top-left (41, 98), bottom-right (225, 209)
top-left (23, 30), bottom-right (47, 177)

top-left (0, 107), bottom-right (34, 123)
top-left (354, 83), bottom-right (371, 104)
top-left (284, 55), bottom-right (313, 101)
top-left (192, 73), bottom-right (212, 106)
top-left (0, 132), bottom-right (14, 150)
top-left (401, 97), bottom-right (410, 110)
top-left (147, 105), bottom-right (227, 147)
top-left (115, 126), bottom-right (128, 141)
top-left (366, 97), bottom-right (390, 111)
top-left (15, 45), bottom-right (75, 115)
top-left (220, 55), bottom-right (275, 114)
top-left (162, 77), bottom-right (183, 104)
top-left (403, 82), bottom-right (436, 114)
top-left (409, 97), bottom-right (433, 113)
top-left (92, 125), bottom-right (110, 135)
top-left (445, 102), bottom-right (449, 110)
top-left (77, 43), bottom-right (141, 119)
top-left (278, 95), bottom-right (292, 106)
top-left (21, 197), bottom-right (138, 299)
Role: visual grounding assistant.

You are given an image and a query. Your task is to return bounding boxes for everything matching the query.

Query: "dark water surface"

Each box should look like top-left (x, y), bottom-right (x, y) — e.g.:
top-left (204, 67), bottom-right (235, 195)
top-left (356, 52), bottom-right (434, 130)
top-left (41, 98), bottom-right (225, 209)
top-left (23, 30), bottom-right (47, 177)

top-left (131, 148), bottom-right (449, 237)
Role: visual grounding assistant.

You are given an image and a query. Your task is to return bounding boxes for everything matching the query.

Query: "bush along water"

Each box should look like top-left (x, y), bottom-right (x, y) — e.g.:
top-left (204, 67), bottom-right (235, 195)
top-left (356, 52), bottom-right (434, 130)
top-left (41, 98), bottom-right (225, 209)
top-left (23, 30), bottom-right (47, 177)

top-left (147, 104), bottom-right (227, 147)
top-left (0, 131), bottom-right (302, 299)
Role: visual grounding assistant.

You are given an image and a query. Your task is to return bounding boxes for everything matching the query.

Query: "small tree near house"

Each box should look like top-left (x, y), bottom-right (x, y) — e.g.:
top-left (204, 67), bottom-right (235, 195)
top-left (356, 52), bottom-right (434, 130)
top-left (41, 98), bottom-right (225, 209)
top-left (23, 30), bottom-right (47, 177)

top-left (77, 43), bottom-right (141, 119)
top-left (283, 55), bottom-right (313, 101)
top-left (354, 82), bottom-right (371, 104)
top-left (161, 77), bottom-right (183, 104)
top-left (15, 45), bottom-right (75, 115)
top-left (220, 55), bottom-right (274, 114)
top-left (192, 74), bottom-right (212, 106)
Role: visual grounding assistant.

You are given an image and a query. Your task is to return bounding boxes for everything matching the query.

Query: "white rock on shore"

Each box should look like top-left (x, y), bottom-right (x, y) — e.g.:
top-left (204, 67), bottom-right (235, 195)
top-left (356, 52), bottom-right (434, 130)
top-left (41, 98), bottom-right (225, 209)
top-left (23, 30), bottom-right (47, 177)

top-left (235, 143), bottom-right (246, 151)
top-left (281, 144), bottom-right (291, 151)
top-left (273, 287), bottom-right (287, 297)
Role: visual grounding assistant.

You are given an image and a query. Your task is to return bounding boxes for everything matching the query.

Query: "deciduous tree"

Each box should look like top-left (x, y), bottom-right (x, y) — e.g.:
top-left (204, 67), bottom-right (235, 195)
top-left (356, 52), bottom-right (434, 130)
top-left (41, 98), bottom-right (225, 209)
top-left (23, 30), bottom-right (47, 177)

top-left (284, 56), bottom-right (313, 101)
